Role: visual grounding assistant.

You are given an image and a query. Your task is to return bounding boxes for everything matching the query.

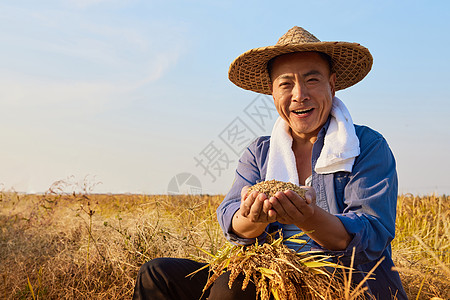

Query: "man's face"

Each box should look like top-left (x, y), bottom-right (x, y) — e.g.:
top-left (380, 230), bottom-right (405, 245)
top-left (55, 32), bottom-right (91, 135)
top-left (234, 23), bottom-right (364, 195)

top-left (270, 52), bottom-right (336, 140)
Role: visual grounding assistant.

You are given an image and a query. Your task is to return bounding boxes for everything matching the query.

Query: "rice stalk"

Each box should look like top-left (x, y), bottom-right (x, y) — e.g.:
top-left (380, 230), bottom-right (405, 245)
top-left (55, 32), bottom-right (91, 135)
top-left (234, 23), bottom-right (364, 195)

top-left (196, 231), bottom-right (369, 300)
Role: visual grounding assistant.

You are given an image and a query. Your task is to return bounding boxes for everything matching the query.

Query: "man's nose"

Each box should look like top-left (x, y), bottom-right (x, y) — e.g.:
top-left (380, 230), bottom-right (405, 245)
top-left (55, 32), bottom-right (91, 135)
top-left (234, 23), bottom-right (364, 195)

top-left (292, 82), bottom-right (308, 102)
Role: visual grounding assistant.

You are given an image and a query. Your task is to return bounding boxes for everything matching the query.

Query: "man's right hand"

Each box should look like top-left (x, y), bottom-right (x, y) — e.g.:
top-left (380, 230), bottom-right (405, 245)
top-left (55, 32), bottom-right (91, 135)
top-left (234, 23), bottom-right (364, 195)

top-left (239, 186), bottom-right (277, 223)
top-left (231, 186), bottom-right (276, 239)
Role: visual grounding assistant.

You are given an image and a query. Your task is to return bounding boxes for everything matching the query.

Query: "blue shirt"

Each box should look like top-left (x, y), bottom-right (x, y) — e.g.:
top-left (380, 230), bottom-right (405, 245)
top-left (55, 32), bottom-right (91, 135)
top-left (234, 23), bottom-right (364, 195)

top-left (217, 121), bottom-right (407, 299)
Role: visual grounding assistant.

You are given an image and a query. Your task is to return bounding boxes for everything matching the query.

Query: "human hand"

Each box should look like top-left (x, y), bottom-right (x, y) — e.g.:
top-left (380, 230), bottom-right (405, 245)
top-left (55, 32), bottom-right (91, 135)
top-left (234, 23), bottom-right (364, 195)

top-left (237, 185), bottom-right (277, 224)
top-left (268, 187), bottom-right (316, 225)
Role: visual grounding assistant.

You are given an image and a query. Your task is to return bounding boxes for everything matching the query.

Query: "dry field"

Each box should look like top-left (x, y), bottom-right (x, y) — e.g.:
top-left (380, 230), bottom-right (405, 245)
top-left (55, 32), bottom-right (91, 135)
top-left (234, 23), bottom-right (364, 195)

top-left (0, 180), bottom-right (448, 299)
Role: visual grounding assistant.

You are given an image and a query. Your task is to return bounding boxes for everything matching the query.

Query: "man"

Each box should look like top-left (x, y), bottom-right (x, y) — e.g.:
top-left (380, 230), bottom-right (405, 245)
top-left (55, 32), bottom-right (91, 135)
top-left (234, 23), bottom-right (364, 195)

top-left (134, 26), bottom-right (407, 299)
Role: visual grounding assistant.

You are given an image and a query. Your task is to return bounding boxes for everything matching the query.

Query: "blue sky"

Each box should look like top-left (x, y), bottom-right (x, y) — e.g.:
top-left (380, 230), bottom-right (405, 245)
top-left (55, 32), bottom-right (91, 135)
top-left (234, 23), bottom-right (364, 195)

top-left (0, 0), bottom-right (449, 195)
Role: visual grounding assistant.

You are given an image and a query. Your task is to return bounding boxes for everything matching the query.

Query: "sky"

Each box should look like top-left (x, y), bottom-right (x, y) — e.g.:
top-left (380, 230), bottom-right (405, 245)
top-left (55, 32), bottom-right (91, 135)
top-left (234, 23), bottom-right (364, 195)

top-left (0, 0), bottom-right (449, 195)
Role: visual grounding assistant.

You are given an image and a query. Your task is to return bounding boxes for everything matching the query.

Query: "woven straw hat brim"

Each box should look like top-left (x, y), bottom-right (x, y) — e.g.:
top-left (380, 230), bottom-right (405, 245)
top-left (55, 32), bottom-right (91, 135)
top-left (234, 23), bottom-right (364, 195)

top-left (228, 41), bottom-right (373, 95)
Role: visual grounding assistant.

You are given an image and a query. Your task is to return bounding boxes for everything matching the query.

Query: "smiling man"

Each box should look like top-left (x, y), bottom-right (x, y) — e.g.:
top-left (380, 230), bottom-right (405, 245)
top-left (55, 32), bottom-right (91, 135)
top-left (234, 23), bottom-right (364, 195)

top-left (133, 26), bottom-right (407, 300)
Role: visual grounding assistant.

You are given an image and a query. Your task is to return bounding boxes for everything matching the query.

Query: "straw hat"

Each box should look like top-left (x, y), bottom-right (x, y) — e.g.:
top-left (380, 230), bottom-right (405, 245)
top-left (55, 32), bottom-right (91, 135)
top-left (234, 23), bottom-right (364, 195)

top-left (228, 26), bottom-right (373, 94)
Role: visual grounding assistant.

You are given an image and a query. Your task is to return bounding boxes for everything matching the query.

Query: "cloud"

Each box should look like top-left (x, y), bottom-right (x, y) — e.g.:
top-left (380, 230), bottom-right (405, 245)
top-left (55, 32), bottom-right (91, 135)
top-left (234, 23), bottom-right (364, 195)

top-left (0, 3), bottom-right (189, 113)
top-left (0, 37), bottom-right (185, 114)
top-left (1, 14), bottom-right (187, 77)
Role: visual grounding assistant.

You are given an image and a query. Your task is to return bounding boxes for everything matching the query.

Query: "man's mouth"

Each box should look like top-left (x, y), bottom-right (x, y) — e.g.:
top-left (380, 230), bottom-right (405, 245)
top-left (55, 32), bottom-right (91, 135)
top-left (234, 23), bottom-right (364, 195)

top-left (292, 108), bottom-right (314, 115)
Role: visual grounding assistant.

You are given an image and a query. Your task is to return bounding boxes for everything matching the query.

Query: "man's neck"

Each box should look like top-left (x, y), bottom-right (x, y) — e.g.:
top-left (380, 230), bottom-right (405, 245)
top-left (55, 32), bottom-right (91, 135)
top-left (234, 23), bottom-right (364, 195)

top-left (290, 128), bottom-right (319, 148)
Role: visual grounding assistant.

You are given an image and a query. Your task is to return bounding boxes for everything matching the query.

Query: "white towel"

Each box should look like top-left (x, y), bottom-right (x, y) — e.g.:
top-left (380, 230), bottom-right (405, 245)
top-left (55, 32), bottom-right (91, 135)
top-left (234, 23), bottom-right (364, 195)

top-left (315, 97), bottom-right (360, 174)
top-left (266, 116), bottom-right (299, 184)
top-left (266, 97), bottom-right (359, 183)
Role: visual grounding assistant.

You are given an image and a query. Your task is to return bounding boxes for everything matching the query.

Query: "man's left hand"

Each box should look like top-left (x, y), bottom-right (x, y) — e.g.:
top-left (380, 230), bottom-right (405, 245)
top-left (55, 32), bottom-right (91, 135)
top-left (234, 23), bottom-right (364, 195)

top-left (268, 187), bottom-right (316, 225)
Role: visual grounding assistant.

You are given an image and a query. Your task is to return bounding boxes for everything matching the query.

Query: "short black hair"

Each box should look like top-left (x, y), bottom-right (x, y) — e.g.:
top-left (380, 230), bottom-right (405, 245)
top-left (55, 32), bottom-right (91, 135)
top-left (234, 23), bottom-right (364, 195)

top-left (267, 51), bottom-right (333, 81)
top-left (317, 52), bottom-right (333, 73)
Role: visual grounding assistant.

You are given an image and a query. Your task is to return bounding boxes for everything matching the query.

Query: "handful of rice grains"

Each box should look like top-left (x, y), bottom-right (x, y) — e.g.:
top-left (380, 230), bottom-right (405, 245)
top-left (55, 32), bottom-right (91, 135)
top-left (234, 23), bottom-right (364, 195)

top-left (247, 180), bottom-right (306, 198)
top-left (194, 232), bottom-right (372, 300)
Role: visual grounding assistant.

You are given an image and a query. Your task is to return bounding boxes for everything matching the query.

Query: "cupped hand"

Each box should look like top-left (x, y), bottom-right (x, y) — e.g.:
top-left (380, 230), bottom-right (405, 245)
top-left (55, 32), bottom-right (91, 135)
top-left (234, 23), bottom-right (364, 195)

top-left (238, 186), bottom-right (277, 223)
top-left (268, 186), bottom-right (316, 225)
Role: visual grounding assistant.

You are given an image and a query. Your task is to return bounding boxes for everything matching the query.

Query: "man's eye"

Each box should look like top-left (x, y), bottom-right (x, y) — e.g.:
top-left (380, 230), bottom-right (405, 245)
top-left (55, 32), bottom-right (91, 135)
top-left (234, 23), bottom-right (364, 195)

top-left (307, 78), bottom-right (319, 83)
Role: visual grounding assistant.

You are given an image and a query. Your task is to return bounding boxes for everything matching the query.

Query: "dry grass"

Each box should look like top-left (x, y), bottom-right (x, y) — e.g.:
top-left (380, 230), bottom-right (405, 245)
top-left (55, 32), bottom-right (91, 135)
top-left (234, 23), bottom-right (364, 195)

top-left (0, 179), bottom-right (225, 299)
top-left (0, 179), bottom-right (448, 299)
top-left (391, 194), bottom-right (449, 300)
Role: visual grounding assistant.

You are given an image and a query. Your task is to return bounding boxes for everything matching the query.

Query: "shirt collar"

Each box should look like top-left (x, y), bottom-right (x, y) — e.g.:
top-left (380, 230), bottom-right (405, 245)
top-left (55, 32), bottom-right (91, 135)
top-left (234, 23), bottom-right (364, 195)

top-left (317, 115), bottom-right (332, 142)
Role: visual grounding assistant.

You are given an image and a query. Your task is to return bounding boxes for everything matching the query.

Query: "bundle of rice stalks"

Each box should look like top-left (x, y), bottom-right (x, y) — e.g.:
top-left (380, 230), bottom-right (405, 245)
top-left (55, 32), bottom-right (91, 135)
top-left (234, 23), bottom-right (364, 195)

top-left (193, 232), bottom-right (371, 300)
top-left (247, 180), bottom-right (306, 198)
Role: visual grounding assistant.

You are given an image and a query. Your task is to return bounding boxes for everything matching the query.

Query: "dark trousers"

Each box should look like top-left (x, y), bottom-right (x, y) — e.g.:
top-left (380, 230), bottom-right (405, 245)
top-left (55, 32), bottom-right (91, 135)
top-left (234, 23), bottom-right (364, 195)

top-left (133, 257), bottom-right (257, 300)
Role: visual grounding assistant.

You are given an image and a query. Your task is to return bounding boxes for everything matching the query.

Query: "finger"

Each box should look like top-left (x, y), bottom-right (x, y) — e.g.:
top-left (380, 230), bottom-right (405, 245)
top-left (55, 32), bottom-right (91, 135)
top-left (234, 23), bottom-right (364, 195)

top-left (269, 193), bottom-right (292, 221)
top-left (267, 208), bottom-right (277, 222)
top-left (303, 187), bottom-right (316, 205)
top-left (262, 199), bottom-right (276, 223)
top-left (240, 191), bottom-right (257, 217)
top-left (241, 185), bottom-right (251, 201)
top-left (284, 189), bottom-right (309, 212)
top-left (275, 191), bottom-right (302, 219)
top-left (249, 193), bottom-right (268, 222)
top-left (284, 189), bottom-right (316, 221)
top-left (262, 198), bottom-right (272, 215)
top-left (305, 193), bottom-right (313, 204)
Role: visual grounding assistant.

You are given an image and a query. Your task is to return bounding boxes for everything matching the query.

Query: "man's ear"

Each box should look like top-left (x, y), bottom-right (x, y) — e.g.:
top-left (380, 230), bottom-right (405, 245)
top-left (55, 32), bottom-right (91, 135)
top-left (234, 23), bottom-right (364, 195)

top-left (329, 73), bottom-right (337, 96)
top-left (268, 78), bottom-right (275, 96)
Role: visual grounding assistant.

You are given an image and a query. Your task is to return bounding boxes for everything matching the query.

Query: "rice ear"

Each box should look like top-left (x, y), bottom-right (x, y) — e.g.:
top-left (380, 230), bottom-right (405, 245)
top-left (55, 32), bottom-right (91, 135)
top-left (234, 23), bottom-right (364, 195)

top-left (198, 231), bottom-right (371, 299)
